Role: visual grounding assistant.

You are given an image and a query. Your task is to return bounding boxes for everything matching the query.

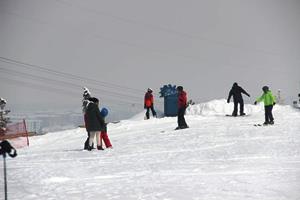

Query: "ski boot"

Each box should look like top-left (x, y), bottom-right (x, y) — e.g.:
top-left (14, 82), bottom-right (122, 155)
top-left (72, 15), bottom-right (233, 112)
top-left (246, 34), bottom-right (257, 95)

top-left (97, 145), bottom-right (104, 150)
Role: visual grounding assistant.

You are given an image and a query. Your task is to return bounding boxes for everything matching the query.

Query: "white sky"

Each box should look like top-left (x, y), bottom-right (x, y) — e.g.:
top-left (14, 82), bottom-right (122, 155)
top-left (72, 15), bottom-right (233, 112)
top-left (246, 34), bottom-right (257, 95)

top-left (0, 0), bottom-right (300, 114)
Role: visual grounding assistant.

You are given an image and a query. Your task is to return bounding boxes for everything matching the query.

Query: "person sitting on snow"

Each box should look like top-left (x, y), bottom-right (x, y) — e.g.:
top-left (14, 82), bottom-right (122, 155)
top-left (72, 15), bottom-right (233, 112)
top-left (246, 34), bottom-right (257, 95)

top-left (254, 86), bottom-right (276, 125)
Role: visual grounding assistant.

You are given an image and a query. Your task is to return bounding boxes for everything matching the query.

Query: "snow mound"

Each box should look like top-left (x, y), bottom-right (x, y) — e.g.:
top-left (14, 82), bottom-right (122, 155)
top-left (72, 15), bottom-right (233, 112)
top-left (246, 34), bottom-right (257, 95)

top-left (129, 99), bottom-right (298, 120)
top-left (186, 99), bottom-right (295, 116)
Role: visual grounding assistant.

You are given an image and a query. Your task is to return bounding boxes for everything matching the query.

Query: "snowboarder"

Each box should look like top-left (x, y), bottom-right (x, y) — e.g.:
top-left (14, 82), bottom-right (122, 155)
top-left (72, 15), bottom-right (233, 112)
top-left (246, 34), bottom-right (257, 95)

top-left (227, 82), bottom-right (250, 116)
top-left (144, 88), bottom-right (157, 119)
top-left (254, 86), bottom-right (276, 125)
top-left (176, 86), bottom-right (189, 130)
top-left (85, 97), bottom-right (105, 151)
top-left (97, 107), bottom-right (113, 150)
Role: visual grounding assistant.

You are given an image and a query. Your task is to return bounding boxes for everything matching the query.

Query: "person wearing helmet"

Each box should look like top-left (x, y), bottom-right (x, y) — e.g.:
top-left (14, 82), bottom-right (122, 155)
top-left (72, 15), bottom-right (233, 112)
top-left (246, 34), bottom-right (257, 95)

top-left (176, 86), bottom-right (189, 130)
top-left (227, 82), bottom-right (250, 116)
top-left (144, 88), bottom-right (157, 119)
top-left (97, 107), bottom-right (112, 150)
top-left (254, 86), bottom-right (276, 125)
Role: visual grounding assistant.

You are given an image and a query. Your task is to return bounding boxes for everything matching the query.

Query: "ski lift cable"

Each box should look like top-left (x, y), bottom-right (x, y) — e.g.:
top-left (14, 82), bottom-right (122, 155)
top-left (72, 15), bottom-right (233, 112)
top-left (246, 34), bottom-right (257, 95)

top-left (0, 57), bottom-right (164, 101)
top-left (0, 57), bottom-right (145, 94)
top-left (0, 75), bottom-right (143, 107)
top-left (0, 67), bottom-right (144, 101)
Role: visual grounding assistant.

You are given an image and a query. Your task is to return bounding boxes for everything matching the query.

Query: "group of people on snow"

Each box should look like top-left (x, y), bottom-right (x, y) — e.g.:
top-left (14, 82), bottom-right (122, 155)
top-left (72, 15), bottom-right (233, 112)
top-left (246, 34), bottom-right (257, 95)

top-left (227, 82), bottom-right (276, 125)
top-left (82, 83), bottom-right (276, 151)
top-left (82, 88), bottom-right (112, 151)
top-left (146, 83), bottom-right (276, 129)
top-left (144, 86), bottom-right (189, 130)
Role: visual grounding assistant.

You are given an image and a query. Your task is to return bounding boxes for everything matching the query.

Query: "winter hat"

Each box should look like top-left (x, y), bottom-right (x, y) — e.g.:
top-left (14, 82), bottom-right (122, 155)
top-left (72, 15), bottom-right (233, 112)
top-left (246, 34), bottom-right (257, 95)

top-left (147, 88), bottom-right (153, 92)
top-left (233, 82), bottom-right (238, 87)
top-left (177, 86), bottom-right (183, 91)
top-left (83, 87), bottom-right (91, 98)
top-left (100, 107), bottom-right (109, 117)
top-left (262, 86), bottom-right (269, 92)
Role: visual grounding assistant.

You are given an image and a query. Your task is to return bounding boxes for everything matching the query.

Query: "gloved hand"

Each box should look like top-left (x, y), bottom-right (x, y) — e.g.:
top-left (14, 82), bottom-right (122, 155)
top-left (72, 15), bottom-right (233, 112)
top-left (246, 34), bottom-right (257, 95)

top-left (227, 99), bottom-right (230, 103)
top-left (144, 104), bottom-right (147, 109)
top-left (273, 102), bottom-right (276, 106)
top-left (248, 94), bottom-right (251, 97)
top-left (254, 101), bottom-right (257, 105)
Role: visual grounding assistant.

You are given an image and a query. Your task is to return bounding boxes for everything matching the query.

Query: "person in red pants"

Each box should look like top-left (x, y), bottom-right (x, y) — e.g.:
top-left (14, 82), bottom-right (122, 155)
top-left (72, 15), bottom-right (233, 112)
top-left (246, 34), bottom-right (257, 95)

top-left (98, 108), bottom-right (112, 150)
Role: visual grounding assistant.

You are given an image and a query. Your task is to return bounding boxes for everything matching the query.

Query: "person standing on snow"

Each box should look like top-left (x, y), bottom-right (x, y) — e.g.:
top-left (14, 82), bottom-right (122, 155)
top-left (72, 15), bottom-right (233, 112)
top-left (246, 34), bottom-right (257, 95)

top-left (176, 86), bottom-right (189, 130)
top-left (227, 82), bottom-right (250, 116)
top-left (82, 87), bottom-right (92, 150)
top-left (85, 97), bottom-right (105, 151)
top-left (254, 86), bottom-right (276, 125)
top-left (97, 107), bottom-right (113, 150)
top-left (144, 88), bottom-right (157, 119)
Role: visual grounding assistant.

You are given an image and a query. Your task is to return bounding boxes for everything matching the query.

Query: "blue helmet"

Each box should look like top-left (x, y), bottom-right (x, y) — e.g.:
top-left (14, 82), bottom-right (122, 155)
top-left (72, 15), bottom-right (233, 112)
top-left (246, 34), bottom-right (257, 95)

top-left (100, 107), bottom-right (108, 117)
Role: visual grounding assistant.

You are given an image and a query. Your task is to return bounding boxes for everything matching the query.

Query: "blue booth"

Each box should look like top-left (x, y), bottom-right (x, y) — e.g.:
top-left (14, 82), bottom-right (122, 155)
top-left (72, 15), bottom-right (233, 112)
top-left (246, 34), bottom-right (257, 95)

top-left (160, 84), bottom-right (178, 117)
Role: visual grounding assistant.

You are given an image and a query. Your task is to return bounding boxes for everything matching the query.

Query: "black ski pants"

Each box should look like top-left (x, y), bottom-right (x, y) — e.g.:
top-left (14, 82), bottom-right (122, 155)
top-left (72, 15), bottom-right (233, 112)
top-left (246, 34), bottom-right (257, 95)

top-left (177, 107), bottom-right (188, 128)
top-left (264, 105), bottom-right (274, 123)
top-left (146, 105), bottom-right (157, 119)
top-left (232, 99), bottom-right (244, 116)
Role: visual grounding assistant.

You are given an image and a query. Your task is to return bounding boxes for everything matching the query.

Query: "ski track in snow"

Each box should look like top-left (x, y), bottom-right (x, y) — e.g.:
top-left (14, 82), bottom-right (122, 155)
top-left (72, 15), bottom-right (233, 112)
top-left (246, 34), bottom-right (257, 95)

top-left (1, 100), bottom-right (300, 200)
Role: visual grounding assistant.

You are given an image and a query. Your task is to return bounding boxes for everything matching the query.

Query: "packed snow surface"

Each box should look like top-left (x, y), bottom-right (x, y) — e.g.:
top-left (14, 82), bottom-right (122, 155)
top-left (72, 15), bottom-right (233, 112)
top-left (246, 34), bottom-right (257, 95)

top-left (1, 100), bottom-right (300, 200)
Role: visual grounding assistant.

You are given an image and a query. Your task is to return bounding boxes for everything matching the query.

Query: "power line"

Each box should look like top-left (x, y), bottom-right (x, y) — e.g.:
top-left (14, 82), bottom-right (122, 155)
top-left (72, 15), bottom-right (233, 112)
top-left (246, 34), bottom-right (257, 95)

top-left (0, 75), bottom-right (143, 107)
top-left (0, 57), bottom-right (164, 102)
top-left (0, 67), bottom-right (143, 102)
top-left (0, 56), bottom-right (144, 94)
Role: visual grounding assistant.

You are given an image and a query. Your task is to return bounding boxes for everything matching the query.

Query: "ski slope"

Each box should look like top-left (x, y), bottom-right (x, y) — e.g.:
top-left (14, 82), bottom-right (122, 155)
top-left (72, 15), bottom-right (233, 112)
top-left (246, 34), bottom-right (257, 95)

top-left (2, 100), bottom-right (300, 200)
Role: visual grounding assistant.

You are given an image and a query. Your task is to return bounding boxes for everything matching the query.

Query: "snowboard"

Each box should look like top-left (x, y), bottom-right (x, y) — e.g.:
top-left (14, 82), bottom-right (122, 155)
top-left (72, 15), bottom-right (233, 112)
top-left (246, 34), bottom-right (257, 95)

top-left (254, 123), bottom-right (274, 127)
top-left (174, 126), bottom-right (189, 130)
top-left (226, 114), bottom-right (248, 117)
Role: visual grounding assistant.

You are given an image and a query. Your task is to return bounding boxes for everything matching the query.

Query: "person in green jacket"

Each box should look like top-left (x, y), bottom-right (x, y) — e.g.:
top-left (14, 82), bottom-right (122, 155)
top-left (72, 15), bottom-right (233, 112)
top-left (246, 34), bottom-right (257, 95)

top-left (254, 86), bottom-right (276, 125)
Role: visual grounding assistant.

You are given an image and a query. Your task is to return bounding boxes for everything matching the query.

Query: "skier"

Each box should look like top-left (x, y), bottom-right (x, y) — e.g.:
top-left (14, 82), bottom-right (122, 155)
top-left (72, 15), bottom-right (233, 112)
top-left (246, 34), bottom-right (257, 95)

top-left (97, 107), bottom-right (113, 150)
top-left (85, 97), bottom-right (105, 151)
top-left (144, 88), bottom-right (157, 119)
top-left (176, 86), bottom-right (189, 130)
top-left (227, 82), bottom-right (250, 116)
top-left (254, 86), bottom-right (276, 125)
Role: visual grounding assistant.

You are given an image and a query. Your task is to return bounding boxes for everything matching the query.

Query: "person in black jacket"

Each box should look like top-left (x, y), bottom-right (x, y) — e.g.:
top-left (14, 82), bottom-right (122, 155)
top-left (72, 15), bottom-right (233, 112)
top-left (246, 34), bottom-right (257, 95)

top-left (227, 82), bottom-right (250, 116)
top-left (85, 97), bottom-right (105, 151)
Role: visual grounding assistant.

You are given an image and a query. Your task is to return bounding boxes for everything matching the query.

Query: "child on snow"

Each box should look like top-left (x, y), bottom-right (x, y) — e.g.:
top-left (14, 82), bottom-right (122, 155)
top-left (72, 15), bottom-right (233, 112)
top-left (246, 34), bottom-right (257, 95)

top-left (254, 86), bottom-right (276, 125)
top-left (97, 107), bottom-right (113, 150)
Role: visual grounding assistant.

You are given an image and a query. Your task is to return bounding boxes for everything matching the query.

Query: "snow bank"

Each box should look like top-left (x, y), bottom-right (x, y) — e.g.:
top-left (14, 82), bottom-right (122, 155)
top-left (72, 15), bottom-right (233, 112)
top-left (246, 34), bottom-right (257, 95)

top-left (129, 99), bottom-right (298, 120)
top-left (186, 99), bottom-right (297, 116)
top-left (186, 99), bottom-right (261, 116)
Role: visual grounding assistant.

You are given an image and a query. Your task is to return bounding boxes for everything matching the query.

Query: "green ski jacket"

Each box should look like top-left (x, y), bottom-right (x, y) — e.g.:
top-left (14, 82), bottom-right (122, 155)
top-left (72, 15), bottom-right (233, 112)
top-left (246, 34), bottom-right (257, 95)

top-left (256, 91), bottom-right (276, 106)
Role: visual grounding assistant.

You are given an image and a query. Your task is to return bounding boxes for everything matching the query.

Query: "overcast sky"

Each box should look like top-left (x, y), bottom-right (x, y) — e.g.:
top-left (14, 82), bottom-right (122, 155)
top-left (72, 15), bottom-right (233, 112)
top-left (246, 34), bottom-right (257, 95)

top-left (0, 0), bottom-right (300, 114)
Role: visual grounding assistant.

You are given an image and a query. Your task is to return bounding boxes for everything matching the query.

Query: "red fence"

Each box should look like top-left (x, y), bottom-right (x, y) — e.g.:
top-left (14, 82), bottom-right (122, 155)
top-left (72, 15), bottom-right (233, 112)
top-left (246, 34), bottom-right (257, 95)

top-left (0, 120), bottom-right (29, 148)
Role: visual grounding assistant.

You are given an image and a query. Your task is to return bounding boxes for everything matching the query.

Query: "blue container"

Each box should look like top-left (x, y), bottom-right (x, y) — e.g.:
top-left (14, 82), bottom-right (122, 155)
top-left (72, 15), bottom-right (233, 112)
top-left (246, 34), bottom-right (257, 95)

top-left (160, 84), bottom-right (178, 117)
top-left (164, 95), bottom-right (178, 116)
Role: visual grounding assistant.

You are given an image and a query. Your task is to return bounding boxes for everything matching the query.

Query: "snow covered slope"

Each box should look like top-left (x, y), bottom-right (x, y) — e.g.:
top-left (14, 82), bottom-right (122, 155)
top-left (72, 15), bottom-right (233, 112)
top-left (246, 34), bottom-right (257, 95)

top-left (2, 100), bottom-right (300, 200)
